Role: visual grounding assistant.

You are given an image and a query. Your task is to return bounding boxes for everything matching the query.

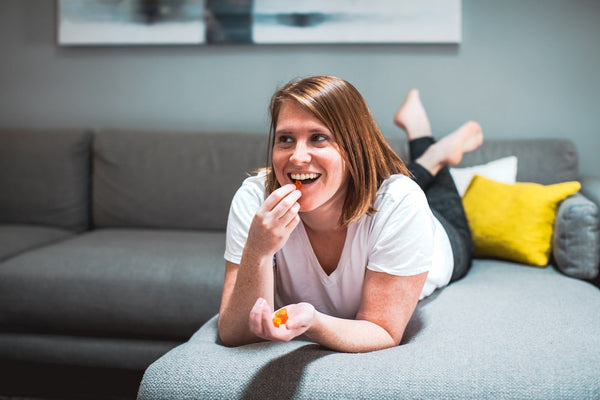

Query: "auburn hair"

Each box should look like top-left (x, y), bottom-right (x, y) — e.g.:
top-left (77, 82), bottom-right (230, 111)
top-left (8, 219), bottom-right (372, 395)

top-left (265, 75), bottom-right (409, 226)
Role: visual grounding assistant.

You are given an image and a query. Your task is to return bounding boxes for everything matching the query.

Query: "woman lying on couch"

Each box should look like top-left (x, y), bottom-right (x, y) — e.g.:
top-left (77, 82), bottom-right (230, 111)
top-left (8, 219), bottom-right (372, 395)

top-left (218, 75), bottom-right (483, 352)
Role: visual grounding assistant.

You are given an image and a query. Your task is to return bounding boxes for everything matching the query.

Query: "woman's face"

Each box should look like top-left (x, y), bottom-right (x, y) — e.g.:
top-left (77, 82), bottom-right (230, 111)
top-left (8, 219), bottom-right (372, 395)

top-left (272, 100), bottom-right (349, 214)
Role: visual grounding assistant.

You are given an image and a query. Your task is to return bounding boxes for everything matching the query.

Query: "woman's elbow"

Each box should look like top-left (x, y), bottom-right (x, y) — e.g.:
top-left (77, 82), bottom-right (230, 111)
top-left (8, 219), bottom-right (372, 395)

top-left (218, 328), bottom-right (237, 347)
top-left (379, 325), bottom-right (405, 350)
top-left (217, 318), bottom-right (258, 348)
top-left (217, 319), bottom-right (240, 347)
top-left (217, 315), bottom-right (235, 345)
top-left (219, 333), bottom-right (262, 348)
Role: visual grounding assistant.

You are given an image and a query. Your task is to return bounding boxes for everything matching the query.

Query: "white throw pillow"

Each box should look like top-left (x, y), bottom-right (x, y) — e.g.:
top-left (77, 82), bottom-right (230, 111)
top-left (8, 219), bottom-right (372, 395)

top-left (449, 156), bottom-right (518, 196)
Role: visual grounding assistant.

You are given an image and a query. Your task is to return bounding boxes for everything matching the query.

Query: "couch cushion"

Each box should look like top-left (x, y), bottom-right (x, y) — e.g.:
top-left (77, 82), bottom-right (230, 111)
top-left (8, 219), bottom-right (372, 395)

top-left (0, 332), bottom-right (179, 371)
top-left (0, 129), bottom-right (92, 232)
top-left (0, 229), bottom-right (225, 340)
top-left (93, 130), bottom-right (267, 230)
top-left (462, 175), bottom-right (580, 266)
top-left (0, 224), bottom-right (74, 262)
top-left (138, 260), bottom-right (600, 399)
top-left (449, 155), bottom-right (518, 196)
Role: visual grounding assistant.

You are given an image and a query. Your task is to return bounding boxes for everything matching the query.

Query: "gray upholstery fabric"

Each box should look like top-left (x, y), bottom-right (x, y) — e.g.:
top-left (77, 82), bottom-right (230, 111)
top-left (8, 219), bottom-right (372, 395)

top-left (460, 139), bottom-right (578, 184)
top-left (0, 129), bottom-right (92, 231)
top-left (0, 223), bottom-right (73, 261)
top-left (0, 229), bottom-right (225, 340)
top-left (93, 130), bottom-right (268, 230)
top-left (552, 193), bottom-right (600, 280)
top-left (390, 137), bottom-right (578, 185)
top-left (138, 261), bottom-right (600, 400)
top-left (0, 332), bottom-right (179, 370)
top-left (1, 130), bottom-right (596, 397)
top-left (580, 174), bottom-right (600, 209)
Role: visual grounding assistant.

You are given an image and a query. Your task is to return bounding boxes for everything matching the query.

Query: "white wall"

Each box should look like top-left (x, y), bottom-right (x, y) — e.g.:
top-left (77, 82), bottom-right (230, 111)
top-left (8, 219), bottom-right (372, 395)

top-left (1, 0), bottom-right (599, 175)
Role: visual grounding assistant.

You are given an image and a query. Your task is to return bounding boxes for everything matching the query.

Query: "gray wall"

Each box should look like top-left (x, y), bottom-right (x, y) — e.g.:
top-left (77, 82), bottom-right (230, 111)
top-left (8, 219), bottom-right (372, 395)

top-left (1, 0), bottom-right (599, 176)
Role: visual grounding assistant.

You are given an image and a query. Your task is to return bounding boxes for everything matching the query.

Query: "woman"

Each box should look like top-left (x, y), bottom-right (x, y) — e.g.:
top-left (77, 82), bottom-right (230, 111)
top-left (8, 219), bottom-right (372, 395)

top-left (218, 76), bottom-right (483, 353)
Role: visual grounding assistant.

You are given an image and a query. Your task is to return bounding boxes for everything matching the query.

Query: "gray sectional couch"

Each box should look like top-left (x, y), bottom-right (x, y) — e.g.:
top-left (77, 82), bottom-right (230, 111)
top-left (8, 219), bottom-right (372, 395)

top-left (0, 129), bottom-right (598, 399)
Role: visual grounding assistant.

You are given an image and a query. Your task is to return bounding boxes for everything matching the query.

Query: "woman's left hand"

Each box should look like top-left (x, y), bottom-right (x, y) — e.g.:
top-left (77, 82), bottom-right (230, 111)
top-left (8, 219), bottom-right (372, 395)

top-left (248, 298), bottom-right (316, 342)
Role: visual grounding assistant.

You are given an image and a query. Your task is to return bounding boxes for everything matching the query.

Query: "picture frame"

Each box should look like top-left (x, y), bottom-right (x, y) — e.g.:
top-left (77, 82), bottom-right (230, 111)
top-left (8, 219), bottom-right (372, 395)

top-left (57, 0), bottom-right (461, 46)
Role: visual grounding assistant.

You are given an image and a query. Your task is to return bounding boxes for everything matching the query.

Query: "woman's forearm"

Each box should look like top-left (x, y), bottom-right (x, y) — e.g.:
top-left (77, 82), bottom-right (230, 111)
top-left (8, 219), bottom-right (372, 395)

top-left (306, 311), bottom-right (398, 353)
top-left (219, 183), bottom-right (301, 346)
top-left (218, 251), bottom-right (275, 347)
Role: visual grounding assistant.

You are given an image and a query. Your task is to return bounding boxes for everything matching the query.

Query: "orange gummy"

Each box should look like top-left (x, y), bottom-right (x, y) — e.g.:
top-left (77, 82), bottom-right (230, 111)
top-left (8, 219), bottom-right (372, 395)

top-left (295, 180), bottom-right (302, 190)
top-left (272, 308), bottom-right (288, 328)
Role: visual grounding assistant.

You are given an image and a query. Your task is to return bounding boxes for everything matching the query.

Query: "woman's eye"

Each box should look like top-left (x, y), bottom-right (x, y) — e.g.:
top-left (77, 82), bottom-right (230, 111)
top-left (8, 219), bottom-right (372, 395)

top-left (312, 134), bottom-right (328, 142)
top-left (277, 135), bottom-right (293, 144)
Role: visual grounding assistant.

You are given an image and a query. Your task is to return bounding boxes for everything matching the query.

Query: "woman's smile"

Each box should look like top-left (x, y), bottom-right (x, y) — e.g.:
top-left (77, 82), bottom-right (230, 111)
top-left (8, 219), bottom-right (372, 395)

top-left (289, 172), bottom-right (320, 182)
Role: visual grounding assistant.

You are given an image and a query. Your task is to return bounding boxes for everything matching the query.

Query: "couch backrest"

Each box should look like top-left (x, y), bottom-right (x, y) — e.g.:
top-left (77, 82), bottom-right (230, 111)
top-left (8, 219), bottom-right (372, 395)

top-left (390, 137), bottom-right (579, 185)
top-left (93, 130), bottom-right (268, 231)
top-left (93, 131), bottom-right (579, 231)
top-left (0, 129), bottom-right (92, 232)
top-left (458, 138), bottom-right (578, 184)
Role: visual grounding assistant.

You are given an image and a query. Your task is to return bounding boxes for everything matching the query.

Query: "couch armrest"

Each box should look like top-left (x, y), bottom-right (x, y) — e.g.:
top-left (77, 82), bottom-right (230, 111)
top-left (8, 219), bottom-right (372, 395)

top-left (580, 174), bottom-right (600, 208)
top-left (580, 175), bottom-right (600, 286)
top-left (552, 190), bottom-right (600, 281)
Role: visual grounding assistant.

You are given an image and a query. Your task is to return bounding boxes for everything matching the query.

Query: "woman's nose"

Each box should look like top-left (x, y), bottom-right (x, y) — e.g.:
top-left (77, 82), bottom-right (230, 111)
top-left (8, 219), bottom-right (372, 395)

top-left (290, 141), bottom-right (311, 164)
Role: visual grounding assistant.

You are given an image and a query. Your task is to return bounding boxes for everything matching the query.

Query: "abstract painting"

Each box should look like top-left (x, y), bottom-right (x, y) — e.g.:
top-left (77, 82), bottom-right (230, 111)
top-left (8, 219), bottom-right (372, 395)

top-left (58, 0), bottom-right (461, 46)
top-left (58, 0), bottom-right (206, 45)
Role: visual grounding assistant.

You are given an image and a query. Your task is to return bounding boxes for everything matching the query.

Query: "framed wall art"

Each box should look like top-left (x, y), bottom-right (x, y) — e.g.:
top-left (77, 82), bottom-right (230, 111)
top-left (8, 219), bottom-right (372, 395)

top-left (57, 0), bottom-right (461, 46)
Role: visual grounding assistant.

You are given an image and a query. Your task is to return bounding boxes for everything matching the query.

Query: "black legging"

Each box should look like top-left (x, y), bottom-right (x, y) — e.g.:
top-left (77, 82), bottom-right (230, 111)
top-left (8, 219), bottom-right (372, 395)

top-left (407, 137), bottom-right (473, 282)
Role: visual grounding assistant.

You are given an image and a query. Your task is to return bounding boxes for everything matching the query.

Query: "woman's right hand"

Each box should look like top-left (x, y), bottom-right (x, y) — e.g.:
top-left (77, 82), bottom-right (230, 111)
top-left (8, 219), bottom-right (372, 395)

top-left (244, 184), bottom-right (301, 259)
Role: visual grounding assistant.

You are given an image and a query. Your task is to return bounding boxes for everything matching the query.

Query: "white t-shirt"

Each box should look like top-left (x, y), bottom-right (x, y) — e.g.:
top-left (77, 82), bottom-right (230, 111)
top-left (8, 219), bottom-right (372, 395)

top-left (224, 173), bottom-right (453, 319)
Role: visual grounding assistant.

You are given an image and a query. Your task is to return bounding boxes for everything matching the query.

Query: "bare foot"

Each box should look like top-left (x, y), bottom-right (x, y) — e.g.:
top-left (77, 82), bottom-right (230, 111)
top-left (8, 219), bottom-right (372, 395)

top-left (433, 121), bottom-right (484, 165)
top-left (416, 121), bottom-right (483, 175)
top-left (394, 89), bottom-right (432, 140)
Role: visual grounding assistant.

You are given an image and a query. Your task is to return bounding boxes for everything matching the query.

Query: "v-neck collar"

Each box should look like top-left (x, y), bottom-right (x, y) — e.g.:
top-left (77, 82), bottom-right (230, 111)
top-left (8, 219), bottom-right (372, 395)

top-left (296, 221), bottom-right (355, 284)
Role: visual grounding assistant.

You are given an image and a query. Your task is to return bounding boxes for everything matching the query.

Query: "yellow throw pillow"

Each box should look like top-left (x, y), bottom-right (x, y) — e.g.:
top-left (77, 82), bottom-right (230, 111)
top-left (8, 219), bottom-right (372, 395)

top-left (462, 175), bottom-right (580, 266)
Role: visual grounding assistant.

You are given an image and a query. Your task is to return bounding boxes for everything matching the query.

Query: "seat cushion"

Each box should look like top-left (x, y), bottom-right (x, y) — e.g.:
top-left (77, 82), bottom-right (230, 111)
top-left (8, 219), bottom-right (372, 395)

top-left (0, 332), bottom-right (179, 371)
top-left (0, 129), bottom-right (92, 231)
top-left (0, 229), bottom-right (225, 340)
top-left (0, 224), bottom-right (73, 262)
top-left (138, 260), bottom-right (600, 400)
